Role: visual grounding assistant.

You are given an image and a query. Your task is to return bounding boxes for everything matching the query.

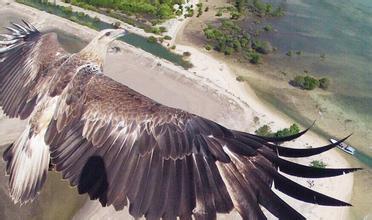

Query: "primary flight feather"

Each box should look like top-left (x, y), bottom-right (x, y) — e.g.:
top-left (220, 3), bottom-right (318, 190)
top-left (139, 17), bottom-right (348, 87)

top-left (0, 21), bottom-right (360, 220)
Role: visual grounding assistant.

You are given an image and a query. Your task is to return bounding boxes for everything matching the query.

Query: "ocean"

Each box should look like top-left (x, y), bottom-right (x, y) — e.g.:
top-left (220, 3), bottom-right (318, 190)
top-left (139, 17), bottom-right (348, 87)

top-left (252, 0), bottom-right (372, 219)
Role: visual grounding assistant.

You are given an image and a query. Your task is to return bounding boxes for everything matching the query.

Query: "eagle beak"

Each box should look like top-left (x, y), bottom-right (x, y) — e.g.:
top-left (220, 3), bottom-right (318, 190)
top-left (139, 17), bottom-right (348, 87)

top-left (113, 29), bottom-right (127, 39)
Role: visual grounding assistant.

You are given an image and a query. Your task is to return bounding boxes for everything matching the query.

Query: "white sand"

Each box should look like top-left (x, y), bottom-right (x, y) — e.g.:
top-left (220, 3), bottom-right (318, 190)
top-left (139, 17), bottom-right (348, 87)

top-left (0, 1), bottom-right (354, 220)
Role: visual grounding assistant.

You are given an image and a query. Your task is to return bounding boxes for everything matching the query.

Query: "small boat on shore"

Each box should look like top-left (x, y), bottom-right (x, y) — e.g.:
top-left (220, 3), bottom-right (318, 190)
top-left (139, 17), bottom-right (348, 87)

top-left (329, 138), bottom-right (356, 155)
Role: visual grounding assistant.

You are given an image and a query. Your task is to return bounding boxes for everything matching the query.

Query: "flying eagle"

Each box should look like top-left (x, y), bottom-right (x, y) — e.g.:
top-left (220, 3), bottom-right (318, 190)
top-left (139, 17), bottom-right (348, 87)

top-left (0, 21), bottom-right (360, 220)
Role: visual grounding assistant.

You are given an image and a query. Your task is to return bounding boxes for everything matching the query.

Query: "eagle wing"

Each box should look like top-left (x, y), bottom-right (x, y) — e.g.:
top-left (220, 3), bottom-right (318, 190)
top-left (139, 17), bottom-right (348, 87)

top-left (0, 21), bottom-right (69, 119)
top-left (45, 66), bottom-right (359, 220)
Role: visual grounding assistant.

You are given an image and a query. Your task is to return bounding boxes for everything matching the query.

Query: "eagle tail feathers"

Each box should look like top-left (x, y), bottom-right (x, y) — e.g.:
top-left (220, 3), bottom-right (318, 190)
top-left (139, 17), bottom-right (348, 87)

top-left (3, 126), bottom-right (50, 204)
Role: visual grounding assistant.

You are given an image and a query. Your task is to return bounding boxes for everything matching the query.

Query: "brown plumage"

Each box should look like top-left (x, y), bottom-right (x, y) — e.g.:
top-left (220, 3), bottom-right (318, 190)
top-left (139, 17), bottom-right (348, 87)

top-left (0, 21), bottom-right (361, 219)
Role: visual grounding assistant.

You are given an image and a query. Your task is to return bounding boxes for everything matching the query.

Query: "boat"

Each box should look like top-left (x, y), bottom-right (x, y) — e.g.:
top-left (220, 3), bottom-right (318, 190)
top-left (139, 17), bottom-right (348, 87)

top-left (329, 138), bottom-right (356, 155)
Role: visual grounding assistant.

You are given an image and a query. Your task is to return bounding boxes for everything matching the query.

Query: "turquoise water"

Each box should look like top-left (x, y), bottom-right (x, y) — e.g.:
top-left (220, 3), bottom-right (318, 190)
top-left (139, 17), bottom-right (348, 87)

top-left (249, 1), bottom-right (372, 219)
top-left (17, 0), bottom-right (190, 69)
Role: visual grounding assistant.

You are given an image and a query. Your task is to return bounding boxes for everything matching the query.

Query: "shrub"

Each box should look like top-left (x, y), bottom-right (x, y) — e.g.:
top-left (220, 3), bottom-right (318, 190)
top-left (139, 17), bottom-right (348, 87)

top-left (183, 51), bottom-right (191, 57)
top-left (310, 160), bottom-right (327, 168)
top-left (224, 47), bottom-right (234, 55)
top-left (303, 76), bottom-right (320, 90)
top-left (253, 40), bottom-right (272, 54)
top-left (286, 50), bottom-right (293, 56)
top-left (291, 75), bottom-right (305, 87)
top-left (159, 26), bottom-right (167, 33)
top-left (255, 125), bottom-right (272, 136)
top-left (93, 16), bottom-right (100, 22)
top-left (204, 6), bottom-right (209, 12)
top-left (247, 52), bottom-right (261, 64)
top-left (205, 44), bottom-right (212, 50)
top-left (319, 77), bottom-right (330, 90)
top-left (170, 45), bottom-right (176, 50)
top-left (236, 75), bottom-right (246, 82)
top-left (147, 36), bottom-right (157, 43)
top-left (163, 35), bottom-right (172, 40)
top-left (274, 123), bottom-right (300, 137)
top-left (291, 75), bottom-right (320, 90)
top-left (263, 24), bottom-right (273, 32)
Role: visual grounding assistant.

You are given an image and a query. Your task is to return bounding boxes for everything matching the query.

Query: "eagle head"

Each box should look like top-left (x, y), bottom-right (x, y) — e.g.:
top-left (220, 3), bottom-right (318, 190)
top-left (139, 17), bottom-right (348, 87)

top-left (80, 29), bottom-right (127, 64)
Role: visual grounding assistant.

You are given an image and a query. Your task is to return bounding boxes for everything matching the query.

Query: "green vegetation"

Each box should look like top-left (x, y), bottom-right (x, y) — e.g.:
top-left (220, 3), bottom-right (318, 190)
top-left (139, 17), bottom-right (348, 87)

top-left (246, 51), bottom-right (261, 64)
top-left (263, 24), bottom-right (273, 32)
top-left (255, 123), bottom-right (300, 137)
top-left (16, 0), bottom-right (193, 69)
top-left (291, 75), bottom-right (331, 90)
top-left (147, 36), bottom-right (157, 43)
top-left (69, 0), bottom-right (184, 23)
top-left (319, 77), bottom-right (330, 90)
top-left (163, 35), bottom-right (172, 40)
top-left (205, 44), bottom-right (212, 50)
top-left (235, 0), bottom-right (284, 17)
top-left (185, 5), bottom-right (194, 18)
top-left (203, 20), bottom-right (272, 64)
top-left (183, 51), bottom-right (191, 57)
top-left (275, 124), bottom-right (300, 138)
top-left (310, 160), bottom-right (327, 168)
top-left (196, 3), bottom-right (203, 17)
top-left (255, 125), bottom-right (272, 136)
top-left (236, 75), bottom-right (246, 82)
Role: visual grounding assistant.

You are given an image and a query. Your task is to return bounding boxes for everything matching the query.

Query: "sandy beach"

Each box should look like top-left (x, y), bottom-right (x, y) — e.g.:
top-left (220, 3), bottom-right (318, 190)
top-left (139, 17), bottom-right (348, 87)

top-left (0, 0), bottom-right (356, 219)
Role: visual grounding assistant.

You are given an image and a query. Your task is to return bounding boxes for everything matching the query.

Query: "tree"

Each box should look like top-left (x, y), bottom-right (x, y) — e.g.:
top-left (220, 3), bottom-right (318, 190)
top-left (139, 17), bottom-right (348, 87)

top-left (319, 77), bottom-right (330, 90)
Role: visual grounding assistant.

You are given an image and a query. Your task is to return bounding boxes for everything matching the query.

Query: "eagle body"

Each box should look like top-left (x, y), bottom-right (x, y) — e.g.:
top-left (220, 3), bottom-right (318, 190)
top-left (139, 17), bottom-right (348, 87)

top-left (0, 21), bottom-right (360, 220)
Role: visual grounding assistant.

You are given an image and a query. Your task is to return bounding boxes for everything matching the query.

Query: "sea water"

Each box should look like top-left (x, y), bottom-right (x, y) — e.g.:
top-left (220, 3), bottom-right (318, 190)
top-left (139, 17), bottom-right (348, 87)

top-left (256, 0), bottom-right (372, 219)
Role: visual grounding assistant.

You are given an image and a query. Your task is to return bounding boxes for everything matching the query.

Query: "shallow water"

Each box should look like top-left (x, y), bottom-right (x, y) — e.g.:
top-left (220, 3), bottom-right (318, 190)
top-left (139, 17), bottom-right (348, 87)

top-left (243, 0), bottom-right (372, 219)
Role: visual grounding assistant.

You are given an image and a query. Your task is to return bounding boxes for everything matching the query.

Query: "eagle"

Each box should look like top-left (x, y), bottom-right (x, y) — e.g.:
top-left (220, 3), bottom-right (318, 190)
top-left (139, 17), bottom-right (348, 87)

top-left (0, 21), bottom-right (360, 220)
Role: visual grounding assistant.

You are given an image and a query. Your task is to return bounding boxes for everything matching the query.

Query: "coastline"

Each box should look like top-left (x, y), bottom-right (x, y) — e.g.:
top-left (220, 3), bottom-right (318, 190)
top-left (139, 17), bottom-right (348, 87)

top-left (0, 0), bottom-right (356, 219)
top-left (173, 3), bottom-right (355, 220)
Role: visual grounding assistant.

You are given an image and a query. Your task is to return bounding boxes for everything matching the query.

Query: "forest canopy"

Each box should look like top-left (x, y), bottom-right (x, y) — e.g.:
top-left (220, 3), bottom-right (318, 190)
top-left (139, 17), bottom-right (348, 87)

top-left (69, 0), bottom-right (184, 19)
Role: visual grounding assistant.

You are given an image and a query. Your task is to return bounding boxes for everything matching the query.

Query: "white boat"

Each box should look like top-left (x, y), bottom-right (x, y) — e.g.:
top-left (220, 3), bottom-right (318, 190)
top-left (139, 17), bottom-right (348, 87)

top-left (329, 138), bottom-right (356, 155)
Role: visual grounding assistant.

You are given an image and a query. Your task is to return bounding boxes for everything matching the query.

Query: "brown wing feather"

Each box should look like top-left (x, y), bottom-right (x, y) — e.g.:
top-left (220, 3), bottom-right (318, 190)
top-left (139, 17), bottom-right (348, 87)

top-left (45, 60), bottom-right (358, 219)
top-left (0, 22), bottom-right (69, 119)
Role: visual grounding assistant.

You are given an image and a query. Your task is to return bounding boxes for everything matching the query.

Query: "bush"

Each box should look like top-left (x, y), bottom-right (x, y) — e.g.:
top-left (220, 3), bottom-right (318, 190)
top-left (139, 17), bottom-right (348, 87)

top-left (303, 76), bottom-right (320, 90)
top-left (170, 45), bottom-right (176, 50)
top-left (253, 40), bottom-right (273, 54)
top-left (205, 44), bottom-right (212, 50)
top-left (247, 52), bottom-right (261, 64)
top-left (310, 160), bottom-right (327, 168)
top-left (236, 75), bottom-right (246, 82)
top-left (291, 75), bottom-right (320, 90)
top-left (163, 35), bottom-right (172, 40)
top-left (319, 77), bottom-right (330, 90)
top-left (274, 123), bottom-right (300, 137)
top-left (147, 36), bottom-right (157, 43)
top-left (183, 51), bottom-right (191, 57)
top-left (263, 24), bottom-right (273, 32)
top-left (255, 125), bottom-right (272, 136)
top-left (224, 47), bottom-right (234, 55)
top-left (159, 26), bottom-right (167, 33)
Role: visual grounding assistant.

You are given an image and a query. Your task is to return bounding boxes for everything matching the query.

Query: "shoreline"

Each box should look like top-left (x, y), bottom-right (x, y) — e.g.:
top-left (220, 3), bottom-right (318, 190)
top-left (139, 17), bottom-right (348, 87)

top-left (1, 1), bottom-right (356, 219)
top-left (173, 3), bottom-right (355, 220)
